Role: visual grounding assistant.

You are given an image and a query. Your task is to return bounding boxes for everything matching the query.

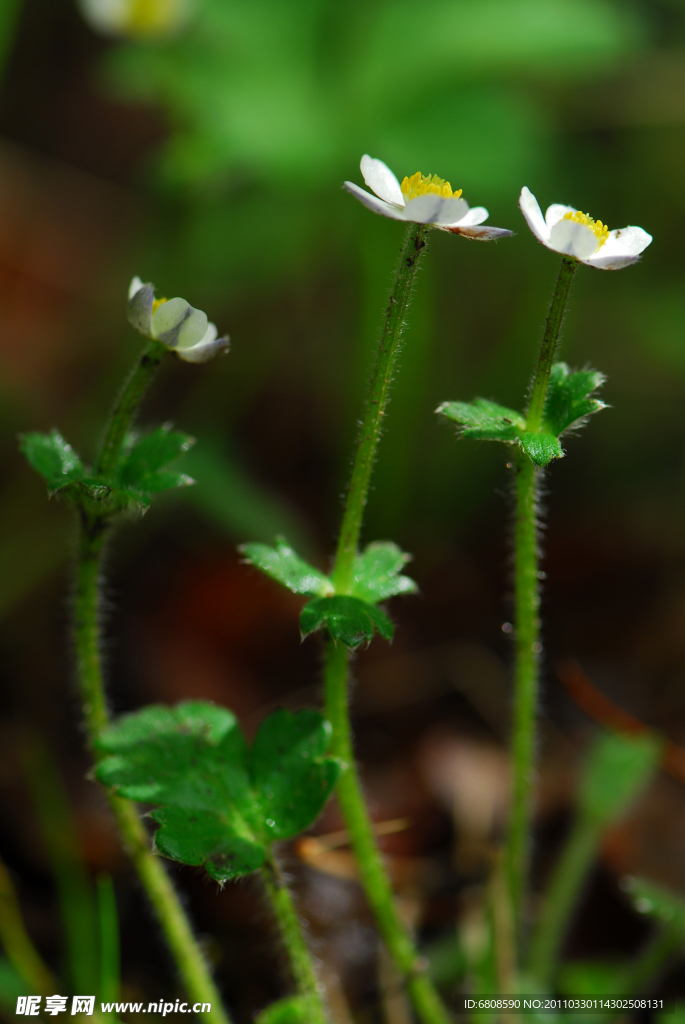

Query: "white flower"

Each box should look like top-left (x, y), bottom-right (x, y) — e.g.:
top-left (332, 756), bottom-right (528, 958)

top-left (519, 187), bottom-right (652, 270)
top-left (77, 0), bottom-right (193, 37)
top-left (127, 277), bottom-right (229, 363)
top-left (344, 156), bottom-right (512, 240)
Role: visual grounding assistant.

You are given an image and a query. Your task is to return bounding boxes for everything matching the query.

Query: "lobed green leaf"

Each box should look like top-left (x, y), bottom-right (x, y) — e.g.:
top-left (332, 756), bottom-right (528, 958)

top-left (519, 431), bottom-right (563, 467)
top-left (579, 730), bottom-right (662, 825)
top-left (300, 595), bottom-right (393, 648)
top-left (437, 399), bottom-right (524, 441)
top-left (439, 364), bottom-right (607, 470)
top-left (117, 425), bottom-right (195, 495)
top-left (20, 430), bottom-right (84, 492)
top-left (542, 362), bottom-right (607, 437)
top-left (350, 541), bottom-right (417, 603)
top-left (96, 701), bottom-right (339, 882)
top-left (21, 424), bottom-right (194, 515)
top-left (240, 537), bottom-right (333, 596)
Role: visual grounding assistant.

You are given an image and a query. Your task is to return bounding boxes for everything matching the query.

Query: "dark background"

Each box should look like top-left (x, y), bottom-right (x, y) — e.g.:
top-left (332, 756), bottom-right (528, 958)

top-left (2, 0), bottom-right (685, 1019)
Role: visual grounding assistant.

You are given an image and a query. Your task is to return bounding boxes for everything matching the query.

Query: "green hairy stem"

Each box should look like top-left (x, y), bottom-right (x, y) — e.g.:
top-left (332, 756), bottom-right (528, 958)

top-left (73, 346), bottom-right (232, 1024)
top-left (506, 256), bottom-right (578, 932)
top-left (331, 222), bottom-right (430, 594)
top-left (326, 222), bottom-right (451, 1024)
top-left (261, 856), bottom-right (327, 1024)
top-left (324, 642), bottom-right (451, 1024)
top-left (95, 340), bottom-right (167, 480)
top-left (524, 258), bottom-right (577, 435)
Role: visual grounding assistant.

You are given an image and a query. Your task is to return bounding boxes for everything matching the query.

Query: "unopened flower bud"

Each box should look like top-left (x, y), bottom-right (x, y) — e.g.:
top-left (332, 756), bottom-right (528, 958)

top-left (128, 277), bottom-right (229, 363)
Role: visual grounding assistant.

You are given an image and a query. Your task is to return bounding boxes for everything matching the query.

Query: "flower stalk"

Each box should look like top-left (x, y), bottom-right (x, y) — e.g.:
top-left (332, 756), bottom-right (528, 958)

top-left (325, 221), bottom-right (452, 1024)
top-left (73, 345), bottom-right (232, 1024)
top-left (332, 222), bottom-right (429, 593)
top-left (324, 642), bottom-right (451, 1024)
top-left (95, 340), bottom-right (167, 480)
top-left (506, 256), bottom-right (577, 932)
top-left (260, 855), bottom-right (327, 1024)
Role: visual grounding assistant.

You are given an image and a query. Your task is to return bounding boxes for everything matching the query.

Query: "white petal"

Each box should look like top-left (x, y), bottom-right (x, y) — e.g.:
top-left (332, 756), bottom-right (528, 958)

top-left (581, 225), bottom-right (652, 269)
top-left (457, 206), bottom-right (489, 227)
top-left (176, 308), bottom-right (209, 350)
top-left (128, 275), bottom-right (144, 300)
top-left (198, 321), bottom-right (218, 346)
top-left (127, 282), bottom-right (154, 337)
top-left (548, 219), bottom-right (600, 259)
top-left (178, 325), bottom-right (230, 363)
top-left (586, 225), bottom-right (652, 261)
top-left (433, 197), bottom-right (470, 226)
top-left (401, 194), bottom-right (447, 224)
top-left (519, 187), bottom-right (549, 242)
top-left (360, 155), bottom-right (404, 206)
top-left (151, 297), bottom-right (192, 344)
top-left (545, 204), bottom-right (575, 229)
top-left (579, 254), bottom-right (641, 271)
top-left (447, 225), bottom-right (515, 240)
top-left (343, 181), bottom-right (406, 220)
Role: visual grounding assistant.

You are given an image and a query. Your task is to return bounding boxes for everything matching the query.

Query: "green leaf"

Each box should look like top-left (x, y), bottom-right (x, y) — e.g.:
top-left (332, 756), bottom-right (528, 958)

top-left (620, 876), bottom-right (685, 933)
top-left (117, 425), bottom-right (195, 495)
top-left (256, 997), bottom-right (312, 1024)
top-left (95, 701), bottom-right (339, 882)
top-left (300, 595), bottom-right (393, 648)
top-left (20, 426), bottom-right (192, 513)
top-left (136, 470), bottom-right (194, 494)
top-left (579, 730), bottom-right (662, 825)
top-left (351, 541), bottom-right (417, 603)
top-left (439, 367), bottom-right (606, 469)
top-left (240, 537), bottom-right (333, 597)
top-left (519, 431), bottom-right (564, 467)
top-left (542, 362), bottom-right (607, 437)
top-left (251, 708), bottom-right (341, 840)
top-left (437, 399), bottom-right (524, 441)
top-left (20, 430), bottom-right (84, 492)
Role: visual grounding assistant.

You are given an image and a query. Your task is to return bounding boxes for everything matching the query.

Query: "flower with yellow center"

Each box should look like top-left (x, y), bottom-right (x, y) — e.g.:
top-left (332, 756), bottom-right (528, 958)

top-left (77, 0), bottom-right (193, 38)
top-left (344, 156), bottom-right (513, 239)
top-left (562, 210), bottom-right (610, 249)
top-left (519, 187), bottom-right (652, 269)
top-left (128, 277), bottom-right (229, 363)
top-left (400, 172), bottom-right (462, 202)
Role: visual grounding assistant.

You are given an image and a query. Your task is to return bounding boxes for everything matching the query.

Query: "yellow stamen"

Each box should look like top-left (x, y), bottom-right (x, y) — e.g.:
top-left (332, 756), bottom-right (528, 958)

top-left (125, 0), bottom-right (178, 35)
top-left (400, 171), bottom-right (462, 202)
top-left (562, 210), bottom-right (610, 249)
top-left (152, 297), bottom-right (168, 313)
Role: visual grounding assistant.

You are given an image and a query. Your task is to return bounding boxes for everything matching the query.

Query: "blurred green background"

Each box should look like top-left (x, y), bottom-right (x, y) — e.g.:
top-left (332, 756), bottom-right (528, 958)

top-left (2, 0), bottom-right (685, 1019)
